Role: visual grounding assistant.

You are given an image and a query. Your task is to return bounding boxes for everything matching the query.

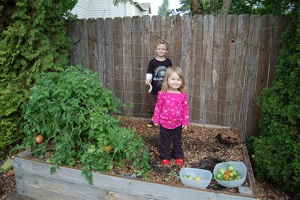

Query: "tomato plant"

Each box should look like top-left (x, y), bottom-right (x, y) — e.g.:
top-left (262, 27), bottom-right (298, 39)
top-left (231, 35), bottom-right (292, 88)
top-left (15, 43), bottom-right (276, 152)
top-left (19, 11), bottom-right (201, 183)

top-left (18, 66), bottom-right (150, 185)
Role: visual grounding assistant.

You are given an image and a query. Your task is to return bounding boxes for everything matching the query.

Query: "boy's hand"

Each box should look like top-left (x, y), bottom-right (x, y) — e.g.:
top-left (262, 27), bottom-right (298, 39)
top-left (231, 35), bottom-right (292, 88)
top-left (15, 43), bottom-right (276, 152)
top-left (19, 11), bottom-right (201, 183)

top-left (145, 79), bottom-right (151, 85)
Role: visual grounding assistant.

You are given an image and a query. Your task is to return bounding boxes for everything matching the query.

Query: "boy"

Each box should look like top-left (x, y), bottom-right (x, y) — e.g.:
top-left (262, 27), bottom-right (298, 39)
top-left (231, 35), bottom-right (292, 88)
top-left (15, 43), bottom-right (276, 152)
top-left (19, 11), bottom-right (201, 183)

top-left (145, 39), bottom-right (172, 127)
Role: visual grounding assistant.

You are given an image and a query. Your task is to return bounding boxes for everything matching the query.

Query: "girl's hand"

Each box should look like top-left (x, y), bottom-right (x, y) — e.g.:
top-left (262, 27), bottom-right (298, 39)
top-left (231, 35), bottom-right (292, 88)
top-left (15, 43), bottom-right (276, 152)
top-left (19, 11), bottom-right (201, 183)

top-left (153, 120), bottom-right (159, 126)
top-left (182, 125), bottom-right (188, 131)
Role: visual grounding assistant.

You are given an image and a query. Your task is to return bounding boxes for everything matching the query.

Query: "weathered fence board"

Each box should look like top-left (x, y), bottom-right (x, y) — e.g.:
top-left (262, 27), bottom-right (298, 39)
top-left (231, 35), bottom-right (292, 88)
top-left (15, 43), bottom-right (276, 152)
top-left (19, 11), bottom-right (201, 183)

top-left (104, 18), bottom-right (114, 91)
top-left (87, 19), bottom-right (97, 73)
top-left (268, 16), bottom-right (289, 87)
top-left (96, 18), bottom-right (105, 82)
top-left (190, 14), bottom-right (204, 122)
top-left (113, 17), bottom-right (124, 100)
top-left (171, 15), bottom-right (182, 67)
top-left (213, 15), bottom-right (226, 126)
top-left (181, 15), bottom-right (193, 120)
top-left (122, 17), bottom-right (133, 113)
top-left (243, 15), bottom-right (262, 136)
top-left (233, 15), bottom-right (249, 130)
top-left (141, 16), bottom-right (151, 115)
top-left (250, 15), bottom-right (274, 136)
top-left (203, 15), bottom-right (215, 125)
top-left (222, 15), bottom-right (238, 126)
top-left (67, 15), bottom-right (287, 137)
top-left (132, 16), bottom-right (143, 115)
top-left (80, 19), bottom-right (89, 69)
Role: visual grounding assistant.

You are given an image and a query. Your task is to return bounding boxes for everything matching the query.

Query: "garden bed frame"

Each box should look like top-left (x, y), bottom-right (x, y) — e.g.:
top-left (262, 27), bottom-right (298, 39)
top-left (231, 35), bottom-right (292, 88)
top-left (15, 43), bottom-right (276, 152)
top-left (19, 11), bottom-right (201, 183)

top-left (13, 128), bottom-right (258, 200)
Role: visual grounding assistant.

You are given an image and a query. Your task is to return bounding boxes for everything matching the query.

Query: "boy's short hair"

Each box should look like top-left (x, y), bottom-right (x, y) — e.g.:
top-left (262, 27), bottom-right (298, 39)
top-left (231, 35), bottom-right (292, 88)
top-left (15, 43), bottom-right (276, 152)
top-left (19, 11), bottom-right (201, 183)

top-left (154, 39), bottom-right (169, 50)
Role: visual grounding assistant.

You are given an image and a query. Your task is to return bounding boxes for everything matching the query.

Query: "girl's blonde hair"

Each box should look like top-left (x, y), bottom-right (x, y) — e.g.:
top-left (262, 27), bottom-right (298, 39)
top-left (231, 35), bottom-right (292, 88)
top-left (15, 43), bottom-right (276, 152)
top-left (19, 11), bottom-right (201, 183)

top-left (161, 67), bottom-right (187, 93)
top-left (154, 39), bottom-right (169, 50)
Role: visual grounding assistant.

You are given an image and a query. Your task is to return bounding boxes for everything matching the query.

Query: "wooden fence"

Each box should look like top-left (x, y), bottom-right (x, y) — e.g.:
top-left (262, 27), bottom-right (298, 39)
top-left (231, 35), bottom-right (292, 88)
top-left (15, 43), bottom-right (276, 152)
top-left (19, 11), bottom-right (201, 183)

top-left (67, 14), bottom-right (289, 137)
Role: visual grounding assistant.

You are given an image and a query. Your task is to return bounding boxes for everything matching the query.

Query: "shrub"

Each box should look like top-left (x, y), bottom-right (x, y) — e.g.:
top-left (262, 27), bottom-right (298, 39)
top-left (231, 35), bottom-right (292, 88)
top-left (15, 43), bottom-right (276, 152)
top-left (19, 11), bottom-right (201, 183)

top-left (18, 65), bottom-right (150, 184)
top-left (0, 0), bottom-right (76, 159)
top-left (253, 4), bottom-right (300, 198)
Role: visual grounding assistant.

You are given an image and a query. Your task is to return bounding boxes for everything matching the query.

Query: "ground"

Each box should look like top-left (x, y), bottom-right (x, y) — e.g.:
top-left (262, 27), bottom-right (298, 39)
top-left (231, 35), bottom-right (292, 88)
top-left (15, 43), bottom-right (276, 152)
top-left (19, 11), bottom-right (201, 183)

top-left (0, 117), bottom-right (293, 199)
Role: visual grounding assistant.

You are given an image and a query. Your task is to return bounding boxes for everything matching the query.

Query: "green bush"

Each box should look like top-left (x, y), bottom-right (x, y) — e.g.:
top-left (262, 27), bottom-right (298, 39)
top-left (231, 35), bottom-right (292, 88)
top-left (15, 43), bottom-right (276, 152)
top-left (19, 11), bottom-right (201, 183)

top-left (18, 66), bottom-right (150, 184)
top-left (253, 4), bottom-right (300, 198)
top-left (0, 0), bottom-right (77, 160)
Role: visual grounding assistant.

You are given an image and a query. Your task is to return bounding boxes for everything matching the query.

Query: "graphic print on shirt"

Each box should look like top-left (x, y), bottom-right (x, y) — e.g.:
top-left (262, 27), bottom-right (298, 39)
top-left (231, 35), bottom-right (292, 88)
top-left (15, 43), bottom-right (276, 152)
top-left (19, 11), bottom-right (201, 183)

top-left (153, 66), bottom-right (167, 88)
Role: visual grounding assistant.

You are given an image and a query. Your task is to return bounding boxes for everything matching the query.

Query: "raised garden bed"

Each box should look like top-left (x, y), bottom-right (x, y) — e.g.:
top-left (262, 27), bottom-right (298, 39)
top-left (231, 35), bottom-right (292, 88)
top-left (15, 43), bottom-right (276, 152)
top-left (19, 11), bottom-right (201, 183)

top-left (13, 117), bottom-right (259, 200)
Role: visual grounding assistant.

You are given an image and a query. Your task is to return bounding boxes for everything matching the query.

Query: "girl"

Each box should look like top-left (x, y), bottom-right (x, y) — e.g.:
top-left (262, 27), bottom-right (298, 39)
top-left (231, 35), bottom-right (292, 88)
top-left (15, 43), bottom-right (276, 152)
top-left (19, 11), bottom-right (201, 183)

top-left (152, 67), bottom-right (189, 166)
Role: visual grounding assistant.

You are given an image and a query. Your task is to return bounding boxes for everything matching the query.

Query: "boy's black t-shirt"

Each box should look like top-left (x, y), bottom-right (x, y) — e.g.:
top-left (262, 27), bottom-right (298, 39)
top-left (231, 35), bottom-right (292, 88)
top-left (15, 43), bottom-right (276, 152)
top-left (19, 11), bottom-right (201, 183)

top-left (147, 58), bottom-right (172, 94)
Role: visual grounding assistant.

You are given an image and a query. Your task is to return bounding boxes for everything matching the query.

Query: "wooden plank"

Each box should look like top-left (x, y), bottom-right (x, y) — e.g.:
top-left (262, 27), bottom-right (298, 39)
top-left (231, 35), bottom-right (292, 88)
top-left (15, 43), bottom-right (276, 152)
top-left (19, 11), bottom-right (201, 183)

top-left (122, 17), bottom-right (133, 115)
top-left (87, 18), bottom-right (98, 73)
top-left (80, 19), bottom-right (89, 68)
top-left (181, 15), bottom-right (192, 79)
top-left (161, 16), bottom-right (172, 62)
top-left (132, 16), bottom-right (143, 117)
top-left (66, 20), bottom-right (74, 66)
top-left (250, 15), bottom-right (273, 136)
top-left (268, 15), bottom-right (288, 87)
top-left (171, 15), bottom-right (182, 66)
top-left (103, 18), bottom-right (114, 91)
top-left (68, 19), bottom-right (82, 66)
top-left (180, 15), bottom-right (193, 121)
top-left (96, 18), bottom-right (105, 82)
top-left (218, 15), bottom-right (238, 126)
top-left (13, 156), bottom-right (258, 200)
top-left (243, 15), bottom-right (262, 136)
top-left (141, 15), bottom-right (151, 118)
top-left (15, 172), bottom-right (142, 200)
top-left (233, 15), bottom-right (249, 135)
top-left (203, 15), bottom-right (215, 125)
top-left (113, 17), bottom-right (124, 100)
top-left (150, 15), bottom-right (160, 58)
top-left (212, 15), bottom-right (226, 126)
top-left (190, 14), bottom-right (204, 123)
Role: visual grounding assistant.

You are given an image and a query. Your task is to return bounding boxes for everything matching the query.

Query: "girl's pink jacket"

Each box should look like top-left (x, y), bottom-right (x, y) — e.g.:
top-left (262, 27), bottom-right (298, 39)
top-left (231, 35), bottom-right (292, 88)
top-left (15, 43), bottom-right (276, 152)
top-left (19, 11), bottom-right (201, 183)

top-left (153, 91), bottom-right (189, 129)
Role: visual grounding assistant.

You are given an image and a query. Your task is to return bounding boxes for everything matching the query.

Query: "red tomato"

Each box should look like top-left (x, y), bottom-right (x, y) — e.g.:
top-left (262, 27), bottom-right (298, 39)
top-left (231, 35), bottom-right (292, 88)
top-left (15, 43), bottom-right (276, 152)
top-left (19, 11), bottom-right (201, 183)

top-left (224, 174), bottom-right (230, 180)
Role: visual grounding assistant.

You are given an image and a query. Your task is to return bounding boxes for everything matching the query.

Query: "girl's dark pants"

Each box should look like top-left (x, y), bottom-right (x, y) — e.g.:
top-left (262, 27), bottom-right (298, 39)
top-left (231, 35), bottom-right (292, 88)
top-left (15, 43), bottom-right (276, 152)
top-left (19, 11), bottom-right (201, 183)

top-left (160, 125), bottom-right (184, 160)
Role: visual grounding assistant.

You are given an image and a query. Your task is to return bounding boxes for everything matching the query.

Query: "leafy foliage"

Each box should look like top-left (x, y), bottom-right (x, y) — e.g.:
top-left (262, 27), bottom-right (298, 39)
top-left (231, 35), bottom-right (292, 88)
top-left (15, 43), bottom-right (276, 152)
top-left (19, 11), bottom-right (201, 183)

top-left (158, 0), bottom-right (170, 16)
top-left (19, 66), bottom-right (150, 184)
top-left (0, 0), bottom-right (77, 159)
top-left (113, 0), bottom-right (133, 6)
top-left (175, 0), bottom-right (296, 15)
top-left (253, 3), bottom-right (300, 198)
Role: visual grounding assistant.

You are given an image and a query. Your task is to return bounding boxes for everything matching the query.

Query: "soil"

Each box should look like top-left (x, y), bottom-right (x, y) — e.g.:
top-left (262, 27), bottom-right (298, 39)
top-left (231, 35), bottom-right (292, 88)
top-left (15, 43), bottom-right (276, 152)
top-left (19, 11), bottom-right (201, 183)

top-left (0, 117), bottom-right (293, 200)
